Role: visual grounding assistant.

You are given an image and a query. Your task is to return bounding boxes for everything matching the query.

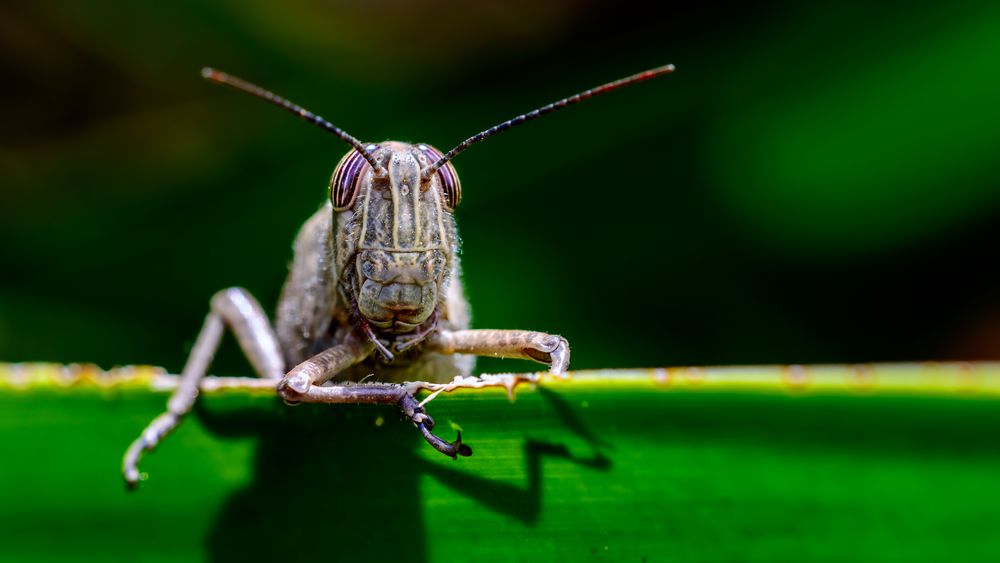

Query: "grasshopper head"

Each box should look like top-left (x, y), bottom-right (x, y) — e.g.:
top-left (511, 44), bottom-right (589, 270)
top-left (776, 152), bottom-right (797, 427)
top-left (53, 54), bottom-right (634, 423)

top-left (332, 142), bottom-right (460, 334)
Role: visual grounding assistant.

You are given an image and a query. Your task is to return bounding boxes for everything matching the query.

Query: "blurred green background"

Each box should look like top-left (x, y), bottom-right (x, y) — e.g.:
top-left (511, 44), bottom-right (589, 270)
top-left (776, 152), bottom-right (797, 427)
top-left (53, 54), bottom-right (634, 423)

top-left (2, 1), bottom-right (1000, 374)
top-left (4, 4), bottom-right (1000, 562)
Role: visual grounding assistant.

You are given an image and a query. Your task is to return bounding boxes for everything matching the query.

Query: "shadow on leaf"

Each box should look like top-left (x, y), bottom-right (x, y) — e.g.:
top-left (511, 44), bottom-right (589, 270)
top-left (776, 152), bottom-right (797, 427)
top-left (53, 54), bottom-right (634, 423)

top-left (195, 386), bottom-right (610, 562)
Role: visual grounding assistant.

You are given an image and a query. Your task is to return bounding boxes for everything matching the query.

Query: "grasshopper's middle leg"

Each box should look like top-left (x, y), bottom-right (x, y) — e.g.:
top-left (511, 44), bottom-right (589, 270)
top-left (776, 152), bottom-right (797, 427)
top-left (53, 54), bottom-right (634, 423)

top-left (123, 287), bottom-right (284, 488)
top-left (427, 329), bottom-right (570, 375)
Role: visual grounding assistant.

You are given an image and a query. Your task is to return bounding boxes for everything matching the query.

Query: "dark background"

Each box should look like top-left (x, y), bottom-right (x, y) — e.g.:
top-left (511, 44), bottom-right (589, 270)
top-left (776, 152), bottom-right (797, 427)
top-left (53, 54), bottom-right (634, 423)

top-left (2, 1), bottom-right (999, 375)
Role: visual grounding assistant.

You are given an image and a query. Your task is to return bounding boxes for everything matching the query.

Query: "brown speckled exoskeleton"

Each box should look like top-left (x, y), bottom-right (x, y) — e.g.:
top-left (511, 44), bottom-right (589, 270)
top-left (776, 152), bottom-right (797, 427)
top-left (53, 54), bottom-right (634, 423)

top-left (123, 64), bottom-right (675, 488)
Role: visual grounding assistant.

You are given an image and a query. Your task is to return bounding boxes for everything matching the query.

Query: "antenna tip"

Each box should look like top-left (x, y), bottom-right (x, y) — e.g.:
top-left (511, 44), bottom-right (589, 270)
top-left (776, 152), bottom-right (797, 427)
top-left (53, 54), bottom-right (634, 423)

top-left (201, 67), bottom-right (221, 81)
top-left (651, 64), bottom-right (675, 76)
top-left (637, 64), bottom-right (676, 82)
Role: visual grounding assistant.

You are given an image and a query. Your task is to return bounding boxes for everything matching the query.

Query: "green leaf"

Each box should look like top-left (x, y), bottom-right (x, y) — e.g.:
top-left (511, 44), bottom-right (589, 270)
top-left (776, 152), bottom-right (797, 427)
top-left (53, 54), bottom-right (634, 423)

top-left (2, 363), bottom-right (1000, 562)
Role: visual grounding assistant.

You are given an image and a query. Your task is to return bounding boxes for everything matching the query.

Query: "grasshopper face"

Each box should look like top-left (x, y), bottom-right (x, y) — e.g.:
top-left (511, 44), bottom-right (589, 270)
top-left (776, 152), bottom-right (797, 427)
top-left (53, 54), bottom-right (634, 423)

top-left (333, 141), bottom-right (461, 335)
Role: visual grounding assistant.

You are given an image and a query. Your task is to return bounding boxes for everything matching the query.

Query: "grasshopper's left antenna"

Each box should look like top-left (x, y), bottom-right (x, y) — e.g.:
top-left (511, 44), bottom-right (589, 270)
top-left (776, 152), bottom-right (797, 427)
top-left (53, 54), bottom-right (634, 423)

top-left (201, 68), bottom-right (385, 175)
top-left (422, 64), bottom-right (675, 179)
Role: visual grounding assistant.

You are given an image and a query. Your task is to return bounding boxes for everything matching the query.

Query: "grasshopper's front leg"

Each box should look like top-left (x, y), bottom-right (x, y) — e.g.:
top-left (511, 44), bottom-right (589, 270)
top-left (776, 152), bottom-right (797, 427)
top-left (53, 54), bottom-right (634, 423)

top-left (277, 335), bottom-right (471, 458)
top-left (428, 329), bottom-right (570, 375)
top-left (276, 333), bottom-right (374, 403)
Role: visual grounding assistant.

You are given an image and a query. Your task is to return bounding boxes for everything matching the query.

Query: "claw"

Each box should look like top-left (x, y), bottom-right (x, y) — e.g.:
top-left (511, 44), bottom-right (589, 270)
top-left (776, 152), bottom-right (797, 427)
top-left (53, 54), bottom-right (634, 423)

top-left (522, 335), bottom-right (570, 376)
top-left (276, 378), bottom-right (305, 405)
top-left (417, 424), bottom-right (473, 458)
top-left (398, 391), bottom-right (472, 459)
top-left (548, 343), bottom-right (570, 378)
top-left (123, 468), bottom-right (140, 491)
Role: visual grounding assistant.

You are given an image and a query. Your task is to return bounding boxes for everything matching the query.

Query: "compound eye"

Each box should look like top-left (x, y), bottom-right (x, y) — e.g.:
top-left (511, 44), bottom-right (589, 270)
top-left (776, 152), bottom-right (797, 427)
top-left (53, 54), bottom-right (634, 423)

top-left (330, 150), bottom-right (370, 211)
top-left (418, 145), bottom-right (462, 211)
top-left (437, 162), bottom-right (461, 211)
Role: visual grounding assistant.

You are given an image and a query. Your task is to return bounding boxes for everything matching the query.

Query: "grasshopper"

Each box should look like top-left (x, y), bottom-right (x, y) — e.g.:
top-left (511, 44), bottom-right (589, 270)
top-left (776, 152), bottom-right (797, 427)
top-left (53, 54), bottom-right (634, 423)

top-left (123, 64), bottom-right (675, 488)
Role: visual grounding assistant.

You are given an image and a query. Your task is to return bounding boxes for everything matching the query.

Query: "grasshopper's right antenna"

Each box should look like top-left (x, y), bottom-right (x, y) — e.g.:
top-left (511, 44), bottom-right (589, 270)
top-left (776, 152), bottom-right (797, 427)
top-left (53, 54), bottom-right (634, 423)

top-left (201, 68), bottom-right (385, 175)
top-left (423, 64), bottom-right (675, 179)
